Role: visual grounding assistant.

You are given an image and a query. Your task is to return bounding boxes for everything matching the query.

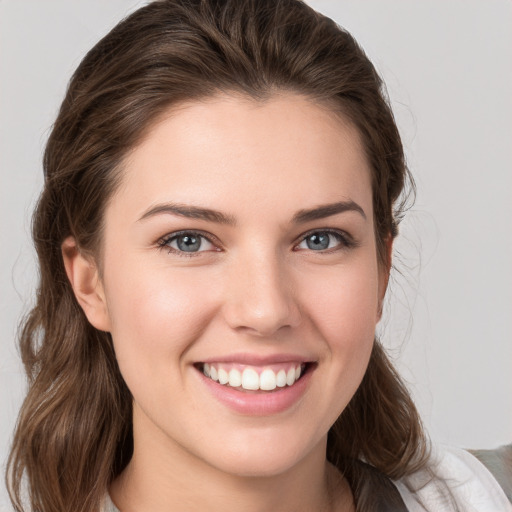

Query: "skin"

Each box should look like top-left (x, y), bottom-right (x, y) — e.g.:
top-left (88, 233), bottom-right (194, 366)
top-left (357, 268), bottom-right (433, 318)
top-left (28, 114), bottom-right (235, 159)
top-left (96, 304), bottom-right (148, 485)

top-left (63, 92), bottom-right (390, 511)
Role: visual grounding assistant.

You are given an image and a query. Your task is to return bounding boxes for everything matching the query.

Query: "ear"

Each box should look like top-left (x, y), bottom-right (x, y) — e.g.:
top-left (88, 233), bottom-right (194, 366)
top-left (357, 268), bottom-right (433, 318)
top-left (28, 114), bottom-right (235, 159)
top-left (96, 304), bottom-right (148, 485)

top-left (377, 235), bottom-right (394, 321)
top-left (61, 236), bottom-right (111, 332)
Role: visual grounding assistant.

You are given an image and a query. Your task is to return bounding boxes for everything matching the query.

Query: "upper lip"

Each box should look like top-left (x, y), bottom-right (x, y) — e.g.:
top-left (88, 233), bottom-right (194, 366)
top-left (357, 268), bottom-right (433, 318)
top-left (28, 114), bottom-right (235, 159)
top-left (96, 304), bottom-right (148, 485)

top-left (199, 352), bottom-right (316, 365)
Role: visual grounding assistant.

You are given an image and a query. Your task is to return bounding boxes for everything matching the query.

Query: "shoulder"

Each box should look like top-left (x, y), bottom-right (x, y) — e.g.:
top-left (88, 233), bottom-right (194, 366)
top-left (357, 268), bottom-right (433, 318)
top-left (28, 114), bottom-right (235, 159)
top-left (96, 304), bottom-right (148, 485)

top-left (393, 444), bottom-right (512, 512)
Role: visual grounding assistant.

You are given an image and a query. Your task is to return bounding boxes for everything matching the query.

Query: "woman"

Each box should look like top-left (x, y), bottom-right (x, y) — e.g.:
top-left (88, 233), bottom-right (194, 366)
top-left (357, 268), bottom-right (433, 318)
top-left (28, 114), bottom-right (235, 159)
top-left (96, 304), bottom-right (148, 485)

top-left (5, 1), bottom-right (511, 511)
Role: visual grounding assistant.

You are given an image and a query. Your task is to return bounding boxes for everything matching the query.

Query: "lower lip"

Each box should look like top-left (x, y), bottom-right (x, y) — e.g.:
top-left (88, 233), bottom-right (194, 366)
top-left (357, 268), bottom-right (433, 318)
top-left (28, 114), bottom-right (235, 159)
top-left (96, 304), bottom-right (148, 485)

top-left (198, 366), bottom-right (314, 416)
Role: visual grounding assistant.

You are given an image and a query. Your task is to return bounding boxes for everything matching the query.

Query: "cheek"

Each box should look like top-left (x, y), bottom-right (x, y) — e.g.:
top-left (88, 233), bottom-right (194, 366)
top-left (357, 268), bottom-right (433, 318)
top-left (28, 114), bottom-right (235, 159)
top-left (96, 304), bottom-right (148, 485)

top-left (102, 261), bottom-right (219, 381)
top-left (298, 258), bottom-right (379, 399)
top-left (300, 260), bottom-right (380, 347)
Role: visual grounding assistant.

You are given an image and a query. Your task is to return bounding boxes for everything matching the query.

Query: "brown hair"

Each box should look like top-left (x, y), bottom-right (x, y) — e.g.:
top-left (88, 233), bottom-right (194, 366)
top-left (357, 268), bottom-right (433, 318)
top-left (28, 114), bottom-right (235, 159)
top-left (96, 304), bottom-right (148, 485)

top-left (7, 1), bottom-right (428, 510)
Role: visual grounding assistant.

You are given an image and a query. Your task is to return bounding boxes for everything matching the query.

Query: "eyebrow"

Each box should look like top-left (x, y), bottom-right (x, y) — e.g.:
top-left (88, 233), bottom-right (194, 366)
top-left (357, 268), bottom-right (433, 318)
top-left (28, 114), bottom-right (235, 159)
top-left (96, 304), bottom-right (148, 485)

top-left (292, 200), bottom-right (366, 223)
top-left (138, 203), bottom-right (236, 225)
top-left (138, 200), bottom-right (366, 225)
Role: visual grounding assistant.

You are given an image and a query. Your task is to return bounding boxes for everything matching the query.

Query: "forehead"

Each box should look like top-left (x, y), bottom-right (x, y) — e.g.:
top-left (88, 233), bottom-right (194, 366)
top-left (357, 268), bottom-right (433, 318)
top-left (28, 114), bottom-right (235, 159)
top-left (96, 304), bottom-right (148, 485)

top-left (114, 92), bottom-right (373, 221)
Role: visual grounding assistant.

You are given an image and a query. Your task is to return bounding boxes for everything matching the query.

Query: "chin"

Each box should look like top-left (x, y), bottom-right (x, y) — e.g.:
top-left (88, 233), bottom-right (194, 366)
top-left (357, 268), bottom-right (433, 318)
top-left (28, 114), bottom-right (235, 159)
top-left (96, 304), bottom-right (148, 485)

top-left (200, 429), bottom-right (324, 479)
top-left (210, 453), bottom-right (301, 479)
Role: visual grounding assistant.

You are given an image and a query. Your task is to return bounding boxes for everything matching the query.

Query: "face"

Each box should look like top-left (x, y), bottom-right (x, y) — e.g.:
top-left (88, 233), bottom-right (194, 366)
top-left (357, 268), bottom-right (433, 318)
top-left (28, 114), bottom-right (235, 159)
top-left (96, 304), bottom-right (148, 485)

top-left (91, 93), bottom-right (387, 478)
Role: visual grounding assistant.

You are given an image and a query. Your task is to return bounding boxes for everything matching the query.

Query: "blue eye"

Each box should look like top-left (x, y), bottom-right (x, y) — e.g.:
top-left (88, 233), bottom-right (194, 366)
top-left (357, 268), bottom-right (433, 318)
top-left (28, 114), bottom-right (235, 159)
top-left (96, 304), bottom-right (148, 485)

top-left (161, 232), bottom-right (216, 253)
top-left (296, 231), bottom-right (347, 251)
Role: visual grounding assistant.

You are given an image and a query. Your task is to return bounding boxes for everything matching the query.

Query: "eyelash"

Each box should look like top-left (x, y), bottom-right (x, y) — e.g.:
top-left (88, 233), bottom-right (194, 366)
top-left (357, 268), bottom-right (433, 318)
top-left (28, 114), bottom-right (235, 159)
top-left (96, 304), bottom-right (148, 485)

top-left (294, 229), bottom-right (357, 253)
top-left (157, 230), bottom-right (221, 258)
top-left (157, 228), bottom-right (356, 257)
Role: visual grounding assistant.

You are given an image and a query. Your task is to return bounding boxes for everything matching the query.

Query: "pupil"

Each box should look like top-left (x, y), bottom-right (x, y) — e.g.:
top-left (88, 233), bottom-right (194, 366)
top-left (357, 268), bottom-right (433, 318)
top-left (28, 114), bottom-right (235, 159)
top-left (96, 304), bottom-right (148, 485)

top-left (307, 233), bottom-right (329, 250)
top-left (177, 235), bottom-right (201, 252)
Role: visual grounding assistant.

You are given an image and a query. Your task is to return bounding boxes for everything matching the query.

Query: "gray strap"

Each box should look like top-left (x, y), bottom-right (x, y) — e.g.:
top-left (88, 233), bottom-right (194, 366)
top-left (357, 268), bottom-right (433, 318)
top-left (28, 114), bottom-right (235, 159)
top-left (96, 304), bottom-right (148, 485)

top-left (470, 444), bottom-right (512, 504)
top-left (348, 460), bottom-right (410, 512)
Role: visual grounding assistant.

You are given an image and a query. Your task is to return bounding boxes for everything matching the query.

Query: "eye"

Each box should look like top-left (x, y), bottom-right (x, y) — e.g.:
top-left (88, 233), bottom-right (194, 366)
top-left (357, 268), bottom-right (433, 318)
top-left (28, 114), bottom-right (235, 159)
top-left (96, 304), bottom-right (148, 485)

top-left (159, 231), bottom-right (218, 254)
top-left (296, 230), bottom-right (350, 252)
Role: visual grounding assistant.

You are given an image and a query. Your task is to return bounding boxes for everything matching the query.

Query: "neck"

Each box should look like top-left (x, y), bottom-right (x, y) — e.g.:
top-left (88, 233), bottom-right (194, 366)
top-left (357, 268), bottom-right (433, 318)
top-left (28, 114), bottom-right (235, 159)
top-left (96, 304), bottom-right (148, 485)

top-left (109, 411), bottom-right (353, 512)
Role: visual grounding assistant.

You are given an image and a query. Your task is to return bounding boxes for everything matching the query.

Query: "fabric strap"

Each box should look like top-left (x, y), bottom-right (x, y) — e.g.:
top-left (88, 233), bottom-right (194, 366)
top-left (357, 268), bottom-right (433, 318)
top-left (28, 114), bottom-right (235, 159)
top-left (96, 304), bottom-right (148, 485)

top-left (470, 444), bottom-right (512, 504)
top-left (346, 459), bottom-right (409, 512)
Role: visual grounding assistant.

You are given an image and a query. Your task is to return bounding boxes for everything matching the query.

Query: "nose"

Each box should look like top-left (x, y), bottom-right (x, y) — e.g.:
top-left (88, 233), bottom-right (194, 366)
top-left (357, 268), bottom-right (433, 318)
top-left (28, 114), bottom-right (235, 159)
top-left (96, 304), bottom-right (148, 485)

top-left (222, 251), bottom-right (301, 337)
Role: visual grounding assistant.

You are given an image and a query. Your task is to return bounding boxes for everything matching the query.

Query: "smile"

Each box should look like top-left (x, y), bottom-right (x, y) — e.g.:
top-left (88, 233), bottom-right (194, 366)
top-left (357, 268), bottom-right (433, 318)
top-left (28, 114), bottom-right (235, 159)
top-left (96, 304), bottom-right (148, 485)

top-left (201, 363), bottom-right (305, 391)
top-left (195, 357), bottom-right (315, 415)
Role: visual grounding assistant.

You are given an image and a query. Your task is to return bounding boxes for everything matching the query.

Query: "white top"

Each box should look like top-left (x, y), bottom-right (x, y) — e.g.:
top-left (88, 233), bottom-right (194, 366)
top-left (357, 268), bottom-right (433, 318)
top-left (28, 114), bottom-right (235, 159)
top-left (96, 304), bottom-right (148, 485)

top-left (103, 444), bottom-right (511, 511)
top-left (394, 444), bottom-right (512, 511)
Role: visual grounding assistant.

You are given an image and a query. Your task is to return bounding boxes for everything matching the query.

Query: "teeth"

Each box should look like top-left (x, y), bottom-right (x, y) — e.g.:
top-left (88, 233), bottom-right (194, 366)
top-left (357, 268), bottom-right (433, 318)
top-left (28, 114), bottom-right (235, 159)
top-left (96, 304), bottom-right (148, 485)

top-left (276, 369), bottom-right (287, 387)
top-left (259, 369), bottom-right (277, 391)
top-left (202, 363), bottom-right (306, 391)
top-left (228, 368), bottom-right (242, 387)
top-left (218, 368), bottom-right (229, 385)
top-left (242, 368), bottom-right (260, 390)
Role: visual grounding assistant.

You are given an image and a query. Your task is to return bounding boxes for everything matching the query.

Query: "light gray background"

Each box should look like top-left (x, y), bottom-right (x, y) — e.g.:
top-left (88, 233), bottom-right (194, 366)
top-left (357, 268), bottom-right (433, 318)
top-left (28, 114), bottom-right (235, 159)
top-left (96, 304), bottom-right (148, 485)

top-left (1, 1), bottom-right (511, 508)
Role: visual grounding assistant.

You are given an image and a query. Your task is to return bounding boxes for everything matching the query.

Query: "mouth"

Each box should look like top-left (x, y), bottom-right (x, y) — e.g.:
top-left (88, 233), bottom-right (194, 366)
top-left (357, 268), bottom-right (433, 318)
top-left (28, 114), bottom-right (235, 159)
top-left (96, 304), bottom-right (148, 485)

top-left (194, 361), bottom-right (313, 393)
